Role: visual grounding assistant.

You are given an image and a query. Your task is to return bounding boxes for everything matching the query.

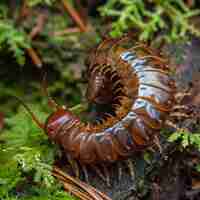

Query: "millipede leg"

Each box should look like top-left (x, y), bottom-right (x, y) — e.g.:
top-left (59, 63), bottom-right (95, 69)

top-left (165, 120), bottom-right (179, 130)
top-left (82, 165), bottom-right (89, 183)
top-left (172, 105), bottom-right (189, 110)
top-left (174, 92), bottom-right (191, 101)
top-left (170, 112), bottom-right (190, 119)
top-left (91, 165), bottom-right (111, 186)
top-left (153, 135), bottom-right (162, 153)
top-left (91, 165), bottom-right (106, 182)
top-left (149, 147), bottom-right (156, 153)
top-left (117, 162), bottom-right (123, 182)
top-left (66, 154), bottom-right (80, 178)
top-left (125, 159), bottom-right (135, 181)
top-left (101, 164), bottom-right (111, 187)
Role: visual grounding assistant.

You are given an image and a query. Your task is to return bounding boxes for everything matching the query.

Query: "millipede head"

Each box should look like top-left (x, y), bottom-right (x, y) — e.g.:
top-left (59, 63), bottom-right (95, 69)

top-left (45, 109), bottom-right (79, 140)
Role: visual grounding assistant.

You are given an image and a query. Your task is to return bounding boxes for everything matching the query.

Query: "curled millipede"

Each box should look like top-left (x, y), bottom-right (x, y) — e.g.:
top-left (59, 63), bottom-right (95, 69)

top-left (21, 36), bottom-right (175, 164)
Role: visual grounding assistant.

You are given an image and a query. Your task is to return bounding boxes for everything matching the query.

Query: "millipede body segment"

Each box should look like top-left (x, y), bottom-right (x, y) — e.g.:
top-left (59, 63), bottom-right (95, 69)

top-left (42, 37), bottom-right (175, 164)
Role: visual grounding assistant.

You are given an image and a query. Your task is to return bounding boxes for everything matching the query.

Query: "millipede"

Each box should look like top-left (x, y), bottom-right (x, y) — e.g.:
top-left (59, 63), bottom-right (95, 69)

top-left (21, 35), bottom-right (175, 164)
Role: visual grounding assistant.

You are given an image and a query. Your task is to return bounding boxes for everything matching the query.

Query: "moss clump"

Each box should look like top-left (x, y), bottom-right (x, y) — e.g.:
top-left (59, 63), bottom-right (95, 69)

top-left (100, 0), bottom-right (200, 42)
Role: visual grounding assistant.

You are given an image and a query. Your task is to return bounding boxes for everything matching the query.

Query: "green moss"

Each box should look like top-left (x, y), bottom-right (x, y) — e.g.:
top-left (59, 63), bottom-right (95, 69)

top-left (168, 130), bottom-right (200, 150)
top-left (0, 105), bottom-right (76, 200)
top-left (100, 0), bottom-right (200, 42)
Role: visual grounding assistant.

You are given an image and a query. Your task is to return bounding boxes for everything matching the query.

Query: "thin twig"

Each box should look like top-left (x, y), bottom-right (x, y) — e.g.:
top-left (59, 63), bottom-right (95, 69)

top-left (52, 170), bottom-right (101, 200)
top-left (27, 12), bottom-right (48, 67)
top-left (53, 173), bottom-right (93, 200)
top-left (29, 13), bottom-right (48, 39)
top-left (61, 0), bottom-right (88, 32)
top-left (26, 47), bottom-right (42, 68)
top-left (75, 0), bottom-right (88, 24)
top-left (53, 166), bottom-right (112, 200)
top-left (52, 27), bottom-right (81, 37)
top-left (63, 182), bottom-right (94, 200)
top-left (53, 167), bottom-right (101, 200)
